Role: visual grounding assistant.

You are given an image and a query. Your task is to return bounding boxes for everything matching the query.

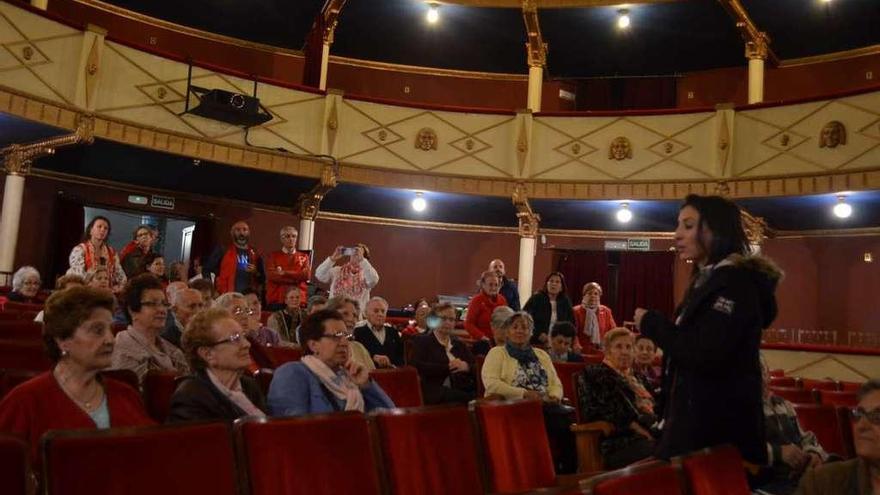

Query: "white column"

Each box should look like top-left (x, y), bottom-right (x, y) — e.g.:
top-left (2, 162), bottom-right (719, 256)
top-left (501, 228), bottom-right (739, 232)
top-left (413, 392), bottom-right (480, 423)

top-left (748, 57), bottom-right (764, 104)
top-left (319, 42), bottom-right (331, 91)
top-left (517, 236), bottom-right (536, 302)
top-left (527, 65), bottom-right (543, 112)
top-left (30, 0), bottom-right (48, 10)
top-left (0, 174), bottom-right (26, 276)
top-left (298, 218), bottom-right (315, 252)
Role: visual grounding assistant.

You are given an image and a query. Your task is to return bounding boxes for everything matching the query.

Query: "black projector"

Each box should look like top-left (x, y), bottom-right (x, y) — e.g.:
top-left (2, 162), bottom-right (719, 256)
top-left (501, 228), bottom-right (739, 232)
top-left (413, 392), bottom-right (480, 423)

top-left (188, 86), bottom-right (272, 127)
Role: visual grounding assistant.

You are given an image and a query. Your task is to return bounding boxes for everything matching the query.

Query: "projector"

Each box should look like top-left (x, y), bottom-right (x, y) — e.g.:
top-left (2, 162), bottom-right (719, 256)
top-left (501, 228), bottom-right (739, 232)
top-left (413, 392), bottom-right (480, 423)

top-left (188, 86), bottom-right (272, 127)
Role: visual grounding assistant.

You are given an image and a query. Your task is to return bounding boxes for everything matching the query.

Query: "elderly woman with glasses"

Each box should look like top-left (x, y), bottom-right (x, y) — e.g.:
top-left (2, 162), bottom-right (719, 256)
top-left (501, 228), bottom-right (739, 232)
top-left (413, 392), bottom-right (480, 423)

top-left (167, 308), bottom-right (266, 422)
top-left (213, 291), bottom-right (280, 347)
top-left (111, 274), bottom-right (191, 384)
top-left (7, 266), bottom-right (42, 303)
top-left (267, 309), bottom-right (394, 417)
top-left (410, 302), bottom-right (476, 405)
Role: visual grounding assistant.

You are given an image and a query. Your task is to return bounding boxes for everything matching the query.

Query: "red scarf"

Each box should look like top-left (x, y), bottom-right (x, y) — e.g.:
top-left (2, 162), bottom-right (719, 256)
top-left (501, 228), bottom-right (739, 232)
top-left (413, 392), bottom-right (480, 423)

top-left (80, 242), bottom-right (120, 287)
top-left (330, 261), bottom-right (368, 301)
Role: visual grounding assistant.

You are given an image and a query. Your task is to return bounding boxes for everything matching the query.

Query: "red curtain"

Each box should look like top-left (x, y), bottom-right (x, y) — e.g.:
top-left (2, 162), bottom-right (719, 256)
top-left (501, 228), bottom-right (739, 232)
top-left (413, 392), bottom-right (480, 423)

top-left (301, 14), bottom-right (326, 88)
top-left (616, 251), bottom-right (675, 325)
top-left (555, 250), bottom-right (609, 308)
top-left (50, 196), bottom-right (85, 282)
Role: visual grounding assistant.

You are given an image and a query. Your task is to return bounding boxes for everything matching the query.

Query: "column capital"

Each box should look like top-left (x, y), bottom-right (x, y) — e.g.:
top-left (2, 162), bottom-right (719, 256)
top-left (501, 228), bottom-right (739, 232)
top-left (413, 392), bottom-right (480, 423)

top-left (744, 33), bottom-right (770, 60)
top-left (297, 163), bottom-right (338, 221)
top-left (512, 182), bottom-right (540, 238)
top-left (740, 208), bottom-right (772, 246)
top-left (522, 0), bottom-right (547, 68)
top-left (320, 0), bottom-right (348, 45)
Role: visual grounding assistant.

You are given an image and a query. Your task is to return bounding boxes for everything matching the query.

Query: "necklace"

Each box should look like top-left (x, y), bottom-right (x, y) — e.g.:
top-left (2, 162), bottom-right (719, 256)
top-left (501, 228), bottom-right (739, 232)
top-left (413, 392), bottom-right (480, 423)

top-left (54, 368), bottom-right (104, 411)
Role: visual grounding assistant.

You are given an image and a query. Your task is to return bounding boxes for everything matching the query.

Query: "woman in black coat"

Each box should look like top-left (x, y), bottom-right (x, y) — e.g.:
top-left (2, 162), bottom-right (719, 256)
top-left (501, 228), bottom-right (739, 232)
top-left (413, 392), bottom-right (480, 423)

top-left (409, 302), bottom-right (476, 405)
top-left (523, 272), bottom-right (575, 347)
top-left (635, 194), bottom-right (782, 466)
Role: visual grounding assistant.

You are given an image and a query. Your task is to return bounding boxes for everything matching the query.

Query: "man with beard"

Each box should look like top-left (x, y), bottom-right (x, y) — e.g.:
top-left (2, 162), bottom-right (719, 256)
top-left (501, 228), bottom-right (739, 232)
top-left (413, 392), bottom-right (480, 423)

top-left (206, 221), bottom-right (266, 297)
top-left (489, 259), bottom-right (520, 311)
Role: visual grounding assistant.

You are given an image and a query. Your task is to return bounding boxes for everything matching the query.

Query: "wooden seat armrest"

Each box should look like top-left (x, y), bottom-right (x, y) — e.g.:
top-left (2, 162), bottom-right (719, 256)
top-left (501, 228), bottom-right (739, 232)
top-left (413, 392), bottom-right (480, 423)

top-left (570, 421), bottom-right (614, 436)
top-left (570, 421), bottom-right (613, 474)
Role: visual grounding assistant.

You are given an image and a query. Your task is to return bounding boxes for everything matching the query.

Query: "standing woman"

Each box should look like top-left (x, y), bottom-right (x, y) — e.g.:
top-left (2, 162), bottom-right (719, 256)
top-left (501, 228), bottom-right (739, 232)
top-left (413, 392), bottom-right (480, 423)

top-left (68, 216), bottom-right (127, 293)
top-left (314, 244), bottom-right (379, 318)
top-left (523, 272), bottom-right (575, 347)
top-left (634, 194), bottom-right (782, 466)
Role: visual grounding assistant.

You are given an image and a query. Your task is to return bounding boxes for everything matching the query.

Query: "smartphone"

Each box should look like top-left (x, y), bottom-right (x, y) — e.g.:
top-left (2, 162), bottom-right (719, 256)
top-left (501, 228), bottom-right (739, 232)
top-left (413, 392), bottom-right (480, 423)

top-left (341, 247), bottom-right (356, 256)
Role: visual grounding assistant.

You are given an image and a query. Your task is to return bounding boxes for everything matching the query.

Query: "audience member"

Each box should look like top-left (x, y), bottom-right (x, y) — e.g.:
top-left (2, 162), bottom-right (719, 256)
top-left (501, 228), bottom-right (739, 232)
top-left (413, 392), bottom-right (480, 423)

top-left (523, 271), bottom-right (575, 347)
top-left (112, 274), bottom-right (191, 384)
top-left (0, 287), bottom-right (153, 466)
top-left (576, 328), bottom-right (656, 469)
top-left (267, 287), bottom-right (305, 344)
top-left (142, 253), bottom-right (167, 288)
top-left (324, 296), bottom-right (375, 371)
top-left (307, 295), bottom-right (327, 314)
top-left (215, 291), bottom-right (280, 347)
top-left (795, 379), bottom-right (880, 495)
top-left (189, 278), bottom-right (216, 305)
top-left (161, 288), bottom-right (205, 348)
top-left (489, 258), bottom-right (520, 311)
top-left (206, 220), bottom-right (265, 296)
top-left (573, 282), bottom-right (617, 351)
top-left (410, 302), bottom-right (476, 405)
top-left (119, 225), bottom-right (157, 278)
top-left (354, 297), bottom-right (403, 368)
top-left (635, 194), bottom-right (782, 465)
top-left (481, 311), bottom-right (576, 473)
top-left (167, 261), bottom-right (188, 283)
top-left (267, 309), bottom-right (394, 416)
top-left (401, 301), bottom-right (431, 336)
top-left (490, 305), bottom-right (515, 347)
top-left (67, 216), bottom-right (126, 293)
top-left (7, 266), bottom-right (41, 303)
top-left (633, 335), bottom-right (661, 397)
top-left (34, 274), bottom-right (85, 322)
top-left (548, 321), bottom-right (583, 363)
top-left (314, 243), bottom-right (379, 318)
top-left (464, 270), bottom-right (507, 354)
top-left (265, 226), bottom-right (310, 311)
top-left (85, 266), bottom-right (111, 291)
top-left (168, 308), bottom-right (266, 422)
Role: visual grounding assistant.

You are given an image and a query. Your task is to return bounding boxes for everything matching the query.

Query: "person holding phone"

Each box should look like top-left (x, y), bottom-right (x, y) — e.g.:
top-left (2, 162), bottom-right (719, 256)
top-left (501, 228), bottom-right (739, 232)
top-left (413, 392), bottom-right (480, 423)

top-left (314, 243), bottom-right (379, 318)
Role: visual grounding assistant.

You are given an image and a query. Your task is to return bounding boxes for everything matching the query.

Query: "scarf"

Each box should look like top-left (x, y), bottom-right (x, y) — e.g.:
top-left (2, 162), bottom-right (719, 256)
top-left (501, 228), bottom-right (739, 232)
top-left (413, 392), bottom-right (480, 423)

top-left (80, 242), bottom-right (119, 286)
top-left (603, 358), bottom-right (654, 415)
top-left (301, 355), bottom-right (364, 412)
top-left (206, 369), bottom-right (265, 418)
top-left (331, 261), bottom-right (369, 301)
top-left (585, 306), bottom-right (600, 346)
top-left (505, 342), bottom-right (539, 365)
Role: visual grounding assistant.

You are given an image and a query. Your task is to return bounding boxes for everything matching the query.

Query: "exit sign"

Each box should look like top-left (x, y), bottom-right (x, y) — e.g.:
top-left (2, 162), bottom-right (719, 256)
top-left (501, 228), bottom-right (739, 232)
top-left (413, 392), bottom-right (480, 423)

top-left (627, 238), bottom-right (651, 251)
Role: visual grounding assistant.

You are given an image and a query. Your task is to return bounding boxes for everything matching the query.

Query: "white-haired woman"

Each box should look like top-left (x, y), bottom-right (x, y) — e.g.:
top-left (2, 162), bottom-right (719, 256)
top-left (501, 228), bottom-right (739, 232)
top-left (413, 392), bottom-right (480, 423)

top-left (8, 266), bottom-right (41, 304)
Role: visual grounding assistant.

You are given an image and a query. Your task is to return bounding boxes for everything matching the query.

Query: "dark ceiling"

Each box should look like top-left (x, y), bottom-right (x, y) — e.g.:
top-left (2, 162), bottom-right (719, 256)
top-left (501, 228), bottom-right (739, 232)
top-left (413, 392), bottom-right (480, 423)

top-left (99, 0), bottom-right (880, 77)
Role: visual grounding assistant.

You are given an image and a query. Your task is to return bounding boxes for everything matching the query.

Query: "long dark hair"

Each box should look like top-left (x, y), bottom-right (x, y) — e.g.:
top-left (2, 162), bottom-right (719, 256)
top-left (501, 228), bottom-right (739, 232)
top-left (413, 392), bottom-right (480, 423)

top-left (539, 271), bottom-right (570, 301)
top-left (82, 215), bottom-right (112, 242)
top-left (681, 194), bottom-right (750, 270)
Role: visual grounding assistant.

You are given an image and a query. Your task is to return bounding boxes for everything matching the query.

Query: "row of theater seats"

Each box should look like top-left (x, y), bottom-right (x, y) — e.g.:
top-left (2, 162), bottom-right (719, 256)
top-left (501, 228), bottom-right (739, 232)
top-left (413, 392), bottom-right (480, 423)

top-left (0, 399), bottom-right (754, 495)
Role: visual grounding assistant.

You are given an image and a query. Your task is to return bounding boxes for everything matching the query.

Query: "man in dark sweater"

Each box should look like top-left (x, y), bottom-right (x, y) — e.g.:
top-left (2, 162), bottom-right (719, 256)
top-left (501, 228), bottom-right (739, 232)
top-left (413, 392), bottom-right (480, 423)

top-left (489, 258), bottom-right (520, 311)
top-left (353, 296), bottom-right (403, 368)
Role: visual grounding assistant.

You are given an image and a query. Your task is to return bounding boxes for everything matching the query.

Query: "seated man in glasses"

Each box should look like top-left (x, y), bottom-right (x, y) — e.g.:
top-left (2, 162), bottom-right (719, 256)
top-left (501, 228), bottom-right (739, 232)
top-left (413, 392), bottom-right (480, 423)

top-left (213, 291), bottom-right (280, 347)
top-left (112, 274), bottom-right (191, 384)
top-left (796, 379), bottom-right (880, 495)
top-left (168, 307), bottom-right (266, 422)
top-left (267, 309), bottom-right (394, 417)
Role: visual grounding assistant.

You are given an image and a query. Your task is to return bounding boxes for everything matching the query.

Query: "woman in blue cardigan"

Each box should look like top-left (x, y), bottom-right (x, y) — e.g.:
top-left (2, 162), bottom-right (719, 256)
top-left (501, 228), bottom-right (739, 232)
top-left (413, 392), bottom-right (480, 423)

top-left (267, 309), bottom-right (394, 416)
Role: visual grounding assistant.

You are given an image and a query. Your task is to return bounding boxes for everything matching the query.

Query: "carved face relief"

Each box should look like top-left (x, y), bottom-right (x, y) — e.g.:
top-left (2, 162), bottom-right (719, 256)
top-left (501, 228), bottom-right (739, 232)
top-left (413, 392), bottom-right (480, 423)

top-left (609, 137), bottom-right (632, 161)
top-left (780, 134), bottom-right (790, 147)
top-left (415, 128), bottom-right (438, 151)
top-left (465, 139), bottom-right (475, 151)
top-left (572, 143), bottom-right (581, 155)
top-left (819, 121), bottom-right (846, 149)
top-left (663, 142), bottom-right (674, 154)
top-left (378, 129), bottom-right (387, 142)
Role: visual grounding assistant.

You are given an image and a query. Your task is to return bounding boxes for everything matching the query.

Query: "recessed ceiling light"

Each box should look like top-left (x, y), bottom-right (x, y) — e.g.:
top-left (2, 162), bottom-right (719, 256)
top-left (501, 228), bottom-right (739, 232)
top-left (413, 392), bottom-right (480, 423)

top-left (617, 9), bottom-right (631, 30)
top-left (832, 195), bottom-right (852, 219)
top-left (412, 192), bottom-right (427, 212)
top-left (616, 202), bottom-right (633, 223)
top-left (426, 3), bottom-right (439, 24)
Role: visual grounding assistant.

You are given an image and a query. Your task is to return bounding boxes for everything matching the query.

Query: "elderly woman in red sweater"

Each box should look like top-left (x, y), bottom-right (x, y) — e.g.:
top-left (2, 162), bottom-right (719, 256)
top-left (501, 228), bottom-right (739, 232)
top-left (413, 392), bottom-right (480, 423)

top-left (464, 270), bottom-right (507, 355)
top-left (0, 286), bottom-right (153, 468)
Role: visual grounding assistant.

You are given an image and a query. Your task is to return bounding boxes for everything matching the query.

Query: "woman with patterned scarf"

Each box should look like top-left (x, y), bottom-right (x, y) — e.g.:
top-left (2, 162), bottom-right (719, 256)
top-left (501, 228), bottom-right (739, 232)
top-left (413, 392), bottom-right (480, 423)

top-left (67, 216), bottom-right (127, 294)
top-left (314, 243), bottom-right (379, 318)
top-left (576, 327), bottom-right (656, 470)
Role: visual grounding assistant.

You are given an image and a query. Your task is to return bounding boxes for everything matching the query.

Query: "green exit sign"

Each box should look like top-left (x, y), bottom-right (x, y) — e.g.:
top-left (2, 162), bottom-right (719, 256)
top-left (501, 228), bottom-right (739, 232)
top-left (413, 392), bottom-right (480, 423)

top-left (627, 238), bottom-right (651, 251)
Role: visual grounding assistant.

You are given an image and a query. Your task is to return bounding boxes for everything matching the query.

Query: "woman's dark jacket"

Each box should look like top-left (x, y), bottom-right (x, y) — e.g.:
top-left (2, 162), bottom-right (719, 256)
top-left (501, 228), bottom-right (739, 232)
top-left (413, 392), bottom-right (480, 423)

top-left (523, 291), bottom-right (575, 345)
top-left (409, 332), bottom-right (475, 405)
top-left (640, 254), bottom-right (782, 465)
top-left (167, 369), bottom-right (266, 422)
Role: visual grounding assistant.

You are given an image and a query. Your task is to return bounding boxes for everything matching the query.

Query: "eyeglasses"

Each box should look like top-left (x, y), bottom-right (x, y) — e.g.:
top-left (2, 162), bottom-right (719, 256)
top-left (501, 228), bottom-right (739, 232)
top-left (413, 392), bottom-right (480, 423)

top-left (851, 407), bottom-right (880, 425)
top-left (141, 301), bottom-right (171, 309)
top-left (209, 332), bottom-right (246, 347)
top-left (320, 332), bottom-right (353, 342)
top-left (438, 316), bottom-right (456, 322)
top-left (232, 307), bottom-right (256, 316)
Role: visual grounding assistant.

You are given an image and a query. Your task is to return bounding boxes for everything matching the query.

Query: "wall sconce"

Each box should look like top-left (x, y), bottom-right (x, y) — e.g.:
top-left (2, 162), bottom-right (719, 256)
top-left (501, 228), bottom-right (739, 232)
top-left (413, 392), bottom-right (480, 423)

top-left (865, 252), bottom-right (873, 263)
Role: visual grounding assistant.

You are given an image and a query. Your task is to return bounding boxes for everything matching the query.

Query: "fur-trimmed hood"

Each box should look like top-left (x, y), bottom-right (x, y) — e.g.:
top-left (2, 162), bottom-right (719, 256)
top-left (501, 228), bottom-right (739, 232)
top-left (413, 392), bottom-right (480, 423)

top-left (728, 253), bottom-right (783, 328)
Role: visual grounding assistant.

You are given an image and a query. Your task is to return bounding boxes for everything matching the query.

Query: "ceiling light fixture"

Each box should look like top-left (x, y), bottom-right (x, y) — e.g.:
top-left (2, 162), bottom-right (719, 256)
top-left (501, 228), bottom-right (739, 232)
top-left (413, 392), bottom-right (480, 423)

top-left (617, 9), bottom-right (631, 30)
top-left (616, 202), bottom-right (633, 223)
top-left (832, 195), bottom-right (852, 219)
top-left (426, 3), bottom-right (440, 24)
top-left (412, 192), bottom-right (427, 212)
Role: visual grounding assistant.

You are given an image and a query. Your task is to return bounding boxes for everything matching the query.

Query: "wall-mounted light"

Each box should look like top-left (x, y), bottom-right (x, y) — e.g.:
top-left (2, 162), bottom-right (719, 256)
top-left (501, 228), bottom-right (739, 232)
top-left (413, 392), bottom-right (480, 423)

top-left (617, 9), bottom-right (631, 30)
top-left (411, 191), bottom-right (427, 212)
top-left (832, 195), bottom-right (852, 219)
top-left (426, 3), bottom-right (440, 24)
top-left (865, 252), bottom-right (873, 263)
top-left (616, 202), bottom-right (633, 223)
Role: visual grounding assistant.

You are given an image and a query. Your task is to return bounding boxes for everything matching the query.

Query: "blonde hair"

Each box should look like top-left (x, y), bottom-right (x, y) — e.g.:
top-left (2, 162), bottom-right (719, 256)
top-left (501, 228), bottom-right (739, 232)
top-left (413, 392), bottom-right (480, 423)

top-left (603, 327), bottom-right (633, 349)
top-left (181, 307), bottom-right (234, 370)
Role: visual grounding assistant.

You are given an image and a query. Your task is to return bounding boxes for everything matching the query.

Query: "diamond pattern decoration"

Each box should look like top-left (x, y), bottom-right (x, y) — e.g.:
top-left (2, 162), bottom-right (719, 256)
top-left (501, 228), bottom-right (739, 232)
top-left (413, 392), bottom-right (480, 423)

top-left (449, 134), bottom-right (491, 154)
top-left (363, 126), bottom-right (405, 147)
top-left (760, 130), bottom-right (810, 153)
top-left (647, 138), bottom-right (692, 159)
top-left (553, 138), bottom-right (598, 161)
top-left (3, 40), bottom-right (49, 68)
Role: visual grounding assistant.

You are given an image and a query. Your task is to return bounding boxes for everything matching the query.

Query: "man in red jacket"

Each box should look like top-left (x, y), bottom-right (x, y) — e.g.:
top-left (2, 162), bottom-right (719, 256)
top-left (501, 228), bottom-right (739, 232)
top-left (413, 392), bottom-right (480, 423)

top-left (265, 226), bottom-right (310, 311)
top-left (208, 221), bottom-right (265, 297)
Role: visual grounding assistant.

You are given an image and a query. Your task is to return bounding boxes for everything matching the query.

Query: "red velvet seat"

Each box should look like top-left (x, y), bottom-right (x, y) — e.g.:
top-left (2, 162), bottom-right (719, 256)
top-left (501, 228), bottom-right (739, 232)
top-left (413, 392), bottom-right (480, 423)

top-left (553, 362), bottom-right (588, 403)
top-left (583, 353), bottom-right (604, 365)
top-left (249, 344), bottom-right (301, 369)
top-left (0, 433), bottom-right (28, 495)
top-left (836, 406), bottom-right (857, 459)
top-left (474, 355), bottom-right (486, 397)
top-left (792, 404), bottom-right (849, 458)
top-left (369, 367), bottom-right (423, 407)
top-left (372, 405), bottom-right (484, 495)
top-left (253, 368), bottom-right (274, 396)
top-left (769, 376), bottom-right (797, 388)
top-left (673, 445), bottom-right (750, 495)
top-left (769, 386), bottom-right (815, 404)
top-left (235, 412), bottom-right (381, 495)
top-left (471, 399), bottom-right (556, 493)
top-left (800, 378), bottom-right (838, 391)
top-left (142, 371), bottom-right (180, 422)
top-left (42, 422), bottom-right (238, 495)
top-left (0, 321), bottom-right (43, 341)
top-left (818, 390), bottom-right (858, 408)
top-left (840, 381), bottom-right (864, 392)
top-left (582, 460), bottom-right (684, 495)
top-left (769, 369), bottom-right (785, 378)
top-left (0, 369), bottom-right (40, 400)
top-left (100, 369), bottom-right (139, 392)
top-left (0, 339), bottom-right (51, 371)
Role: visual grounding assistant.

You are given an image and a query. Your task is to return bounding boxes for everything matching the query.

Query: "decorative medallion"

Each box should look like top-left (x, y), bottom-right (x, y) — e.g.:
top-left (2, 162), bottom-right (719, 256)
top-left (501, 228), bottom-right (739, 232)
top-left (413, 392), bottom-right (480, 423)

top-left (819, 121), bottom-right (846, 148)
top-left (378, 129), bottom-right (387, 142)
top-left (571, 143), bottom-right (581, 155)
top-left (415, 127), bottom-right (438, 151)
top-left (780, 134), bottom-right (790, 147)
top-left (465, 138), bottom-right (474, 151)
top-left (87, 63), bottom-right (98, 75)
top-left (663, 142), bottom-right (674, 154)
top-left (21, 46), bottom-right (33, 61)
top-left (157, 87), bottom-right (167, 100)
top-left (608, 136), bottom-right (633, 160)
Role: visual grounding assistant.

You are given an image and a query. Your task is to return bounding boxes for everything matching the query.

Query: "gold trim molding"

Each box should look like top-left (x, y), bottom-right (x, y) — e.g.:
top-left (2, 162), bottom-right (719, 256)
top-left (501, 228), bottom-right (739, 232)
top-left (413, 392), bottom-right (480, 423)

top-left (779, 44), bottom-right (880, 68)
top-left (328, 56), bottom-right (528, 81)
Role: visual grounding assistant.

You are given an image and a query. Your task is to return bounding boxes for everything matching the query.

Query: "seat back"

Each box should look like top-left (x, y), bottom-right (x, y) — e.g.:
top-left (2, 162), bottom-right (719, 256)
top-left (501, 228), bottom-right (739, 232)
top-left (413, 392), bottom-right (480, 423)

top-left (818, 390), bottom-right (858, 408)
top-left (372, 405), bottom-right (483, 495)
top-left (253, 368), bottom-right (274, 396)
top-left (768, 369), bottom-right (785, 378)
top-left (0, 321), bottom-right (43, 341)
top-left (0, 433), bottom-right (28, 495)
top-left (0, 369), bottom-right (40, 400)
top-left (369, 367), bottom-right (423, 407)
top-left (235, 412), bottom-right (381, 495)
top-left (840, 381), bottom-right (863, 392)
top-left (674, 445), bottom-right (750, 495)
top-left (792, 404), bottom-right (849, 458)
top-left (100, 369), bottom-right (139, 392)
top-left (42, 423), bottom-right (238, 495)
top-left (769, 387), bottom-right (815, 404)
top-left (583, 460), bottom-right (684, 495)
top-left (472, 399), bottom-right (556, 493)
top-left (142, 371), bottom-right (180, 422)
top-left (800, 378), bottom-right (838, 391)
top-left (0, 339), bottom-right (51, 372)
top-left (553, 361), bottom-right (588, 402)
top-left (769, 376), bottom-right (797, 388)
top-left (474, 355), bottom-right (486, 397)
top-left (249, 344), bottom-right (301, 369)
top-left (583, 353), bottom-right (604, 365)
